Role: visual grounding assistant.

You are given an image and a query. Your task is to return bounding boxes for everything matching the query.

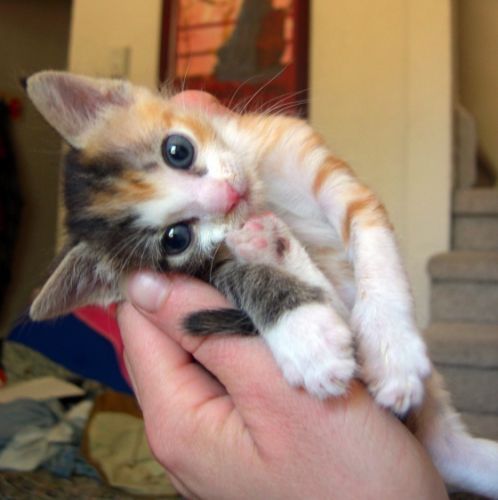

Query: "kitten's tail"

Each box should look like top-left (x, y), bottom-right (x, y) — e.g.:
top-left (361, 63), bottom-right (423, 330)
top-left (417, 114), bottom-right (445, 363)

top-left (413, 371), bottom-right (498, 498)
top-left (184, 308), bottom-right (257, 336)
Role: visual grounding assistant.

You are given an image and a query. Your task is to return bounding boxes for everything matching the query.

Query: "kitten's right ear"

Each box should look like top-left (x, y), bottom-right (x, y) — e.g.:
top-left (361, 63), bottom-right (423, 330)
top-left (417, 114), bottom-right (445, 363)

top-left (25, 71), bottom-right (134, 148)
top-left (30, 242), bottom-right (114, 321)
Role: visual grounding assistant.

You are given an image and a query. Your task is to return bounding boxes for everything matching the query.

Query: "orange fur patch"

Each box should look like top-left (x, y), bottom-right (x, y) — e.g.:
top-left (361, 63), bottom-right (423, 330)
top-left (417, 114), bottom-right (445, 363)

top-left (176, 115), bottom-right (213, 145)
top-left (343, 192), bottom-right (389, 243)
top-left (239, 114), bottom-right (296, 159)
top-left (312, 156), bottom-right (351, 195)
top-left (298, 133), bottom-right (324, 162)
top-left (137, 101), bottom-right (162, 123)
top-left (91, 171), bottom-right (156, 215)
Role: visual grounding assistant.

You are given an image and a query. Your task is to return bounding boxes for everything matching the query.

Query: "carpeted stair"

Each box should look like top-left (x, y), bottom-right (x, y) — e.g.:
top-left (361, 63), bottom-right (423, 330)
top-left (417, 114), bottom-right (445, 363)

top-left (426, 188), bottom-right (498, 441)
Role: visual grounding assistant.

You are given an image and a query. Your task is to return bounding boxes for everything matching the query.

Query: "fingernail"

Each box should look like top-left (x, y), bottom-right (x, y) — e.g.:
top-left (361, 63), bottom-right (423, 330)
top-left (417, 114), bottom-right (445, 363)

top-left (127, 272), bottom-right (171, 313)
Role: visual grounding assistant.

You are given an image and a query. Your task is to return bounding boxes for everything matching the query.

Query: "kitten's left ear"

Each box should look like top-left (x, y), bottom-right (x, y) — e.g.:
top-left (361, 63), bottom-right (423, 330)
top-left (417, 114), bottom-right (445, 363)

top-left (25, 71), bottom-right (134, 148)
top-left (29, 242), bottom-right (118, 321)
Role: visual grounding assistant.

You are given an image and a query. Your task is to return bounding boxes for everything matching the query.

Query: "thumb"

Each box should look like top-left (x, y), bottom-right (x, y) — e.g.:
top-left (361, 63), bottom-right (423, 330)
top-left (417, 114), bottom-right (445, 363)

top-left (124, 272), bottom-right (287, 406)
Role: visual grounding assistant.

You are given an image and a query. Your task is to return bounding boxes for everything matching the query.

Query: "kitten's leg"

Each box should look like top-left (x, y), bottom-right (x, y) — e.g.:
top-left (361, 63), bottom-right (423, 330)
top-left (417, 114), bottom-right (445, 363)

top-left (226, 213), bottom-right (348, 318)
top-left (412, 371), bottom-right (498, 497)
top-left (220, 213), bottom-right (355, 399)
top-left (314, 164), bottom-right (431, 414)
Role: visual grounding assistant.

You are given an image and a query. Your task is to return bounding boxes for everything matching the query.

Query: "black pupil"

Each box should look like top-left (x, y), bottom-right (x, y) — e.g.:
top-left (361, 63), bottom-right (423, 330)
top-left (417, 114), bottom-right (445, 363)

top-left (162, 134), bottom-right (194, 169)
top-left (161, 223), bottom-right (192, 255)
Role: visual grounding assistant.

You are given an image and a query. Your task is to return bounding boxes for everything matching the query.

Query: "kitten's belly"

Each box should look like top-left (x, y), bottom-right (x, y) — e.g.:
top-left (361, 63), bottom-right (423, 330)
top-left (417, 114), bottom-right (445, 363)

top-left (265, 200), bottom-right (340, 249)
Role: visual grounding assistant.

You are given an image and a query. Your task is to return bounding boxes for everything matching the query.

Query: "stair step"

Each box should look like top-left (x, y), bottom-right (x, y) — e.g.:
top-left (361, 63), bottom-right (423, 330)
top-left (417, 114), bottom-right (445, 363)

top-left (461, 412), bottom-right (498, 441)
top-left (454, 188), bottom-right (498, 215)
top-left (429, 252), bottom-right (498, 323)
top-left (429, 251), bottom-right (498, 282)
top-left (453, 189), bottom-right (498, 250)
top-left (426, 323), bottom-right (498, 414)
top-left (426, 322), bottom-right (498, 368)
top-left (431, 282), bottom-right (498, 323)
top-left (454, 217), bottom-right (498, 251)
top-left (433, 364), bottom-right (498, 414)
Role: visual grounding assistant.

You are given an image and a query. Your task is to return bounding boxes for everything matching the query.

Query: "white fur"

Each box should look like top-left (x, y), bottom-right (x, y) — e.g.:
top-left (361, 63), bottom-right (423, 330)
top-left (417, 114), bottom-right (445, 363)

top-left (416, 372), bottom-right (498, 498)
top-left (264, 303), bottom-right (356, 399)
top-left (347, 226), bottom-right (431, 413)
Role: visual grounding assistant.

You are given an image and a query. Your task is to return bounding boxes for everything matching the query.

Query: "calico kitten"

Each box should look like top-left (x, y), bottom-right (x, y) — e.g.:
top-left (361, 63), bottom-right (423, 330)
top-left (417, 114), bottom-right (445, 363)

top-left (26, 71), bottom-right (498, 497)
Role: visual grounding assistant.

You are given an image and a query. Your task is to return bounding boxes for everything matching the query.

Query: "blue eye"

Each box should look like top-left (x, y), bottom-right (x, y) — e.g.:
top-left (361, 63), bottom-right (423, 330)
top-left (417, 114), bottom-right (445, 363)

top-left (161, 134), bottom-right (195, 170)
top-left (161, 223), bottom-right (192, 255)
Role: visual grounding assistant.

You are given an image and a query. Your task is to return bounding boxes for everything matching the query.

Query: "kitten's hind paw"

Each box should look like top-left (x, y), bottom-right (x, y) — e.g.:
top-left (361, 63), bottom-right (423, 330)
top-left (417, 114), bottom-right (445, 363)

top-left (264, 303), bottom-right (356, 399)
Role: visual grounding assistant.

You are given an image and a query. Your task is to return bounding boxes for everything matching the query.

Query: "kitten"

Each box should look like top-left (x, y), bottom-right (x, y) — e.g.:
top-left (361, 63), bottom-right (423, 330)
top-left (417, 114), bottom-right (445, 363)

top-left (26, 71), bottom-right (498, 497)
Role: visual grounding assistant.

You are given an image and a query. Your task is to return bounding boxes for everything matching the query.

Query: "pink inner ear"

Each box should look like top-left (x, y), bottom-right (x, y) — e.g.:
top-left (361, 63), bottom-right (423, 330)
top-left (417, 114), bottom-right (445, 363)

top-left (57, 76), bottom-right (130, 121)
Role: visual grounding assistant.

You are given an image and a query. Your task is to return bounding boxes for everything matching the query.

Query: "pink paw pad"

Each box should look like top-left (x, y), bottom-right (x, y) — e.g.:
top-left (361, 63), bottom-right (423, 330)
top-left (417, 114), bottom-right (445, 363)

top-left (253, 237), bottom-right (268, 249)
top-left (245, 220), bottom-right (265, 232)
top-left (227, 213), bottom-right (293, 265)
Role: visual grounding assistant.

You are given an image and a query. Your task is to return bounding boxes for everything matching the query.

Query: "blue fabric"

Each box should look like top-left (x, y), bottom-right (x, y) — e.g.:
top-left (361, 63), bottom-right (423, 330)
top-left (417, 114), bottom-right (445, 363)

top-left (0, 399), bottom-right (60, 448)
top-left (8, 314), bottom-right (131, 393)
top-left (42, 441), bottom-right (100, 480)
top-left (0, 398), bottom-right (99, 479)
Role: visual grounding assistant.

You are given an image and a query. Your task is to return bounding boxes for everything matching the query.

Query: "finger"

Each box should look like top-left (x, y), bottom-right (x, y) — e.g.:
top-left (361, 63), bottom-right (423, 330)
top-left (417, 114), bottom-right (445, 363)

top-left (118, 302), bottom-right (232, 427)
top-left (125, 272), bottom-right (290, 409)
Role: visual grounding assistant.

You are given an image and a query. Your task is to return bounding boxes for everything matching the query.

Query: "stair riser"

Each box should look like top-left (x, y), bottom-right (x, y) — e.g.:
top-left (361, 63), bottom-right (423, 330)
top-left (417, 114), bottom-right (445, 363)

top-left (436, 364), bottom-right (498, 413)
top-left (431, 282), bottom-right (498, 323)
top-left (454, 216), bottom-right (498, 251)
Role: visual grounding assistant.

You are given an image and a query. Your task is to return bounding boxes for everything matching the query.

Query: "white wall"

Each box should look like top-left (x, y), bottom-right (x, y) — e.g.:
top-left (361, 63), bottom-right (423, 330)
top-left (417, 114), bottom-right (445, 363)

top-left (68, 0), bottom-right (163, 88)
top-left (310, 0), bottom-right (453, 326)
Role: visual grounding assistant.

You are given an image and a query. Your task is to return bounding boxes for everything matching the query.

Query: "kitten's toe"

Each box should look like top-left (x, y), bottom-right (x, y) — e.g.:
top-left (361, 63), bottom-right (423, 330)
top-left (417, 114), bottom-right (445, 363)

top-left (304, 358), bottom-right (355, 399)
top-left (371, 375), bottom-right (425, 414)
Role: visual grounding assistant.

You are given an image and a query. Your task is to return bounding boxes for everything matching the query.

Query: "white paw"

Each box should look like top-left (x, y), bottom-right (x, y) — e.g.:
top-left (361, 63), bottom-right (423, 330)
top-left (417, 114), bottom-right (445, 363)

top-left (359, 328), bottom-right (431, 414)
top-left (264, 303), bottom-right (356, 399)
top-left (226, 213), bottom-right (292, 267)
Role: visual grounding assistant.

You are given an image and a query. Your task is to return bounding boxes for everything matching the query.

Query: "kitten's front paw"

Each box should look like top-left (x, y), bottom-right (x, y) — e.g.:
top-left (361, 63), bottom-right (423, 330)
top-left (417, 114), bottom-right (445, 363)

top-left (359, 325), bottom-right (431, 414)
top-left (264, 303), bottom-right (356, 399)
top-left (226, 213), bottom-right (292, 267)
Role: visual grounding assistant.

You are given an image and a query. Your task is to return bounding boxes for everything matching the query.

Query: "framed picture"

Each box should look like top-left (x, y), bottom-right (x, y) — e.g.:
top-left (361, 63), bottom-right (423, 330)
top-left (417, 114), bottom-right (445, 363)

top-left (160, 0), bottom-right (309, 115)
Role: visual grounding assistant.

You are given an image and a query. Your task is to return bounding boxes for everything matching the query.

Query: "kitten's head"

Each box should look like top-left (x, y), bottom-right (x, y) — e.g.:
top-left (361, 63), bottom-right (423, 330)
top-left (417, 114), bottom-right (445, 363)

top-left (26, 71), bottom-right (261, 320)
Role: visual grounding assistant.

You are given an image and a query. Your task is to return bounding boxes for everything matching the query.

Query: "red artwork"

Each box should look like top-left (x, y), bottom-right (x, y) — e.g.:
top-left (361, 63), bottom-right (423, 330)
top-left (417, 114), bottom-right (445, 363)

top-left (160, 0), bottom-right (309, 115)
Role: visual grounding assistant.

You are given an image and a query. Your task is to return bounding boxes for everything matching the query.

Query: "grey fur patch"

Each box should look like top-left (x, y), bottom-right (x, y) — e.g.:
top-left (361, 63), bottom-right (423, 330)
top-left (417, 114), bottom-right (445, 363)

top-left (211, 261), bottom-right (326, 330)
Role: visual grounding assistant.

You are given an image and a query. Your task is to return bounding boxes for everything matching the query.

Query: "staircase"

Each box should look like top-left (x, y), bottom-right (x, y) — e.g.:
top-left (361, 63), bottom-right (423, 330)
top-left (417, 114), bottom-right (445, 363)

top-left (425, 106), bottom-right (498, 441)
top-left (426, 188), bottom-right (498, 440)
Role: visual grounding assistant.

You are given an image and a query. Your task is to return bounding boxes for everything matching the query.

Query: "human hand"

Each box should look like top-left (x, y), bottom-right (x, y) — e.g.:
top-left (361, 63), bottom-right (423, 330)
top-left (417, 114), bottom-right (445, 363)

top-left (118, 271), bottom-right (447, 500)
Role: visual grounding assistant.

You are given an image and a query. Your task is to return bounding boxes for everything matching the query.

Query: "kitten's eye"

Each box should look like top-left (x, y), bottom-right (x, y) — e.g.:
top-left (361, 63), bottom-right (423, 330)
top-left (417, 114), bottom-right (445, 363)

top-left (161, 134), bottom-right (195, 170)
top-left (161, 222), bottom-right (192, 255)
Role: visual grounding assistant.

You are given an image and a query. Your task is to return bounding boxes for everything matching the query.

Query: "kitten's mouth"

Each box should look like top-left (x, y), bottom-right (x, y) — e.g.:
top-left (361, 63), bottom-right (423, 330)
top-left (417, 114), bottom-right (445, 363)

top-left (226, 185), bottom-right (250, 215)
